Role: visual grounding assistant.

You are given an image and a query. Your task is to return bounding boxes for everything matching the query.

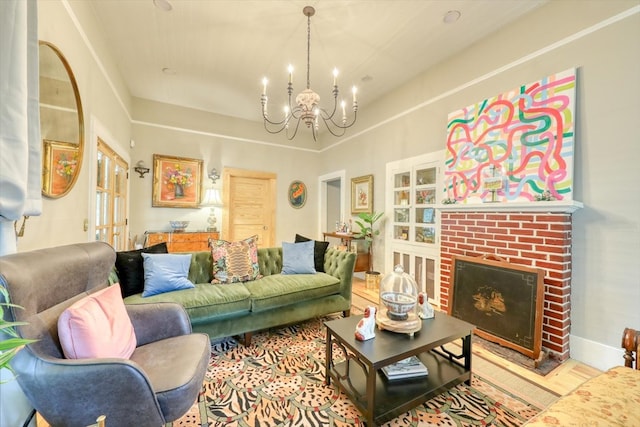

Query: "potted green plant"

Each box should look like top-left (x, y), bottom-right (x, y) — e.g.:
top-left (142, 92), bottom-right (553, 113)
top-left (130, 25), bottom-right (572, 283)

top-left (0, 288), bottom-right (35, 382)
top-left (355, 211), bottom-right (384, 288)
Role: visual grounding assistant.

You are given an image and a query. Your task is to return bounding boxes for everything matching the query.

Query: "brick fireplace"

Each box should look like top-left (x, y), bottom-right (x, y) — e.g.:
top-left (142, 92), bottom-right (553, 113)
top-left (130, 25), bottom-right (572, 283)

top-left (438, 204), bottom-right (581, 361)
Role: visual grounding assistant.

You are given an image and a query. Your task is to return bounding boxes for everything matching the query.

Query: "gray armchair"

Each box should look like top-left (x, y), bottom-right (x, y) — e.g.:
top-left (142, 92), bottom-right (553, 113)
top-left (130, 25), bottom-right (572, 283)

top-left (0, 242), bottom-right (210, 427)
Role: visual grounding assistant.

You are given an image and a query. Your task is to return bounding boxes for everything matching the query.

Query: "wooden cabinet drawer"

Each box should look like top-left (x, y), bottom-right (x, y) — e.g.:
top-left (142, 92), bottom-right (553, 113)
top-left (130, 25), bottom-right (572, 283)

top-left (171, 233), bottom-right (203, 243)
top-left (146, 233), bottom-right (169, 246)
top-left (145, 231), bottom-right (220, 252)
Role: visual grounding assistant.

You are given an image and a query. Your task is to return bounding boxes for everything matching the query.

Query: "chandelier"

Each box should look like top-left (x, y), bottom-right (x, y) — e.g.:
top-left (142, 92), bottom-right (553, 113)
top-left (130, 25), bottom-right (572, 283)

top-left (260, 6), bottom-right (358, 141)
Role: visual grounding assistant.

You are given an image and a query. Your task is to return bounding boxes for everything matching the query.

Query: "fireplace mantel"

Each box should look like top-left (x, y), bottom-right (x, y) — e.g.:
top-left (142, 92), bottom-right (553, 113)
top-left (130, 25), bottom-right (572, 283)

top-left (437, 200), bottom-right (583, 213)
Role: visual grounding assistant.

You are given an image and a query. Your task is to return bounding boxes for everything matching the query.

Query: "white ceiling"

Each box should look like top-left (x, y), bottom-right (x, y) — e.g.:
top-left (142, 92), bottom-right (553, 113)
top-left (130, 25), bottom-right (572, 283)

top-left (88, 0), bottom-right (547, 123)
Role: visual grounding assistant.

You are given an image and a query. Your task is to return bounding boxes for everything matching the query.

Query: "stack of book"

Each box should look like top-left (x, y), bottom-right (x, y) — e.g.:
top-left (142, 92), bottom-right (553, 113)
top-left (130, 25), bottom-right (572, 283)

top-left (381, 356), bottom-right (429, 380)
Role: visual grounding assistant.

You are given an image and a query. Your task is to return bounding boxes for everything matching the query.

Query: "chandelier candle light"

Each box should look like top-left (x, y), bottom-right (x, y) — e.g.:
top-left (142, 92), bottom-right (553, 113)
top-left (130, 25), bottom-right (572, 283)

top-left (261, 6), bottom-right (358, 141)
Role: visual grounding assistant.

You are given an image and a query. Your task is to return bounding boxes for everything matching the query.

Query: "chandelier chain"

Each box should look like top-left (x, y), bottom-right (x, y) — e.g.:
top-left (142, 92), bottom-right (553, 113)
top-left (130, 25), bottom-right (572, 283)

top-left (306, 14), bottom-right (311, 90)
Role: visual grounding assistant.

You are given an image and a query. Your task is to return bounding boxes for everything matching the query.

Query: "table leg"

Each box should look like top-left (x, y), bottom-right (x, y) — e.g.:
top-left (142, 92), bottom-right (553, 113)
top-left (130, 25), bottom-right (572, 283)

top-left (463, 333), bottom-right (472, 385)
top-left (366, 363), bottom-right (376, 427)
top-left (325, 329), bottom-right (332, 385)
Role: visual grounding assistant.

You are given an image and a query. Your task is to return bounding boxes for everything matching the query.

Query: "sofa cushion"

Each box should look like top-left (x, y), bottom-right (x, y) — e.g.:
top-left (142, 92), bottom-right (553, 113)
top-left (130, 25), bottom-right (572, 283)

top-left (125, 282), bottom-right (252, 320)
top-left (141, 253), bottom-right (195, 297)
top-left (58, 283), bottom-right (136, 359)
top-left (210, 235), bottom-right (260, 284)
top-left (281, 241), bottom-right (316, 274)
top-left (115, 243), bottom-right (168, 297)
top-left (294, 234), bottom-right (329, 272)
top-left (244, 273), bottom-right (340, 312)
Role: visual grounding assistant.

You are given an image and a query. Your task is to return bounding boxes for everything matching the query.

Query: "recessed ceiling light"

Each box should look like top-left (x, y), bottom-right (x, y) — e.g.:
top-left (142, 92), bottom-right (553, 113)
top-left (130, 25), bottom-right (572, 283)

top-left (162, 67), bottom-right (176, 75)
top-left (443, 10), bottom-right (461, 24)
top-left (153, 0), bottom-right (172, 12)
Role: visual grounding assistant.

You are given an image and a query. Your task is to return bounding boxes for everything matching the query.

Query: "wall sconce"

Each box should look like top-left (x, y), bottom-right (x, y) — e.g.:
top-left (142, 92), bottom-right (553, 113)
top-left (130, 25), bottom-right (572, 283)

top-left (134, 160), bottom-right (150, 178)
top-left (208, 168), bottom-right (220, 184)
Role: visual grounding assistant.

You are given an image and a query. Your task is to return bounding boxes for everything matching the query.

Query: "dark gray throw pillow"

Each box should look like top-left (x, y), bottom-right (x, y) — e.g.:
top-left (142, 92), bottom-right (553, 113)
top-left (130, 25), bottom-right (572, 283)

top-left (115, 242), bottom-right (168, 297)
top-left (294, 234), bottom-right (329, 273)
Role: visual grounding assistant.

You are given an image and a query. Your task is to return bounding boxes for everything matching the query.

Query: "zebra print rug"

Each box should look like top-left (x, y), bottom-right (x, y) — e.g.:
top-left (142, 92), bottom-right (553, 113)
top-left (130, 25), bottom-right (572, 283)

top-left (169, 316), bottom-right (543, 427)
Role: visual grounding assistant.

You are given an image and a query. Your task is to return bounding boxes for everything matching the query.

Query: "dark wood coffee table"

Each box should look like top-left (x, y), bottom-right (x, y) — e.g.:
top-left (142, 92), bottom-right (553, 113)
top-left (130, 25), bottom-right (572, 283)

top-left (324, 311), bottom-right (474, 427)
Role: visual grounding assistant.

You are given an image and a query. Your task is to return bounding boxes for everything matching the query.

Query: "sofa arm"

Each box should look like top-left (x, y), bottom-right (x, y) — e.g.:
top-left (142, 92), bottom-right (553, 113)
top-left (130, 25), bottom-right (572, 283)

top-left (324, 248), bottom-right (357, 298)
top-left (126, 302), bottom-right (192, 346)
top-left (12, 347), bottom-right (165, 427)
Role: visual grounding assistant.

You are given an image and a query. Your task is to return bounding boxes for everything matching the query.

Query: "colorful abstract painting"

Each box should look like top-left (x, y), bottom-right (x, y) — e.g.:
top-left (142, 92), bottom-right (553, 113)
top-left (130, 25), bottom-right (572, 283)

top-left (444, 68), bottom-right (576, 204)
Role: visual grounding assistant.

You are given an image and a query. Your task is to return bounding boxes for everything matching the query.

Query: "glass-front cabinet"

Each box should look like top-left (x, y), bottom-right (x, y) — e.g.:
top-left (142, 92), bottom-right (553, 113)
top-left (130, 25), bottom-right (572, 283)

top-left (391, 162), bottom-right (438, 246)
top-left (392, 172), bottom-right (410, 241)
top-left (386, 151), bottom-right (443, 306)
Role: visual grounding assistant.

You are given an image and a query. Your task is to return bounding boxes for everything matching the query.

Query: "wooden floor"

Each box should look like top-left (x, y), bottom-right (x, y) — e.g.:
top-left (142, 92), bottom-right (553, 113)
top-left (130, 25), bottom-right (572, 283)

top-left (351, 277), bottom-right (602, 397)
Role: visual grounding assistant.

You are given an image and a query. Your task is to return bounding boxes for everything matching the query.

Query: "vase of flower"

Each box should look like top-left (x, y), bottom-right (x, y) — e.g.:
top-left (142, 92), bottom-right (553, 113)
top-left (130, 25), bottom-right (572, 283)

top-left (165, 164), bottom-right (193, 199)
top-left (174, 183), bottom-right (184, 198)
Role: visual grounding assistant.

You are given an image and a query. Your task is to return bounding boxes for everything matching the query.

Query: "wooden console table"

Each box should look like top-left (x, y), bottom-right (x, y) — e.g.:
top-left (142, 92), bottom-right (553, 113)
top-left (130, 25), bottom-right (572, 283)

top-left (323, 232), bottom-right (369, 272)
top-left (145, 231), bottom-right (219, 252)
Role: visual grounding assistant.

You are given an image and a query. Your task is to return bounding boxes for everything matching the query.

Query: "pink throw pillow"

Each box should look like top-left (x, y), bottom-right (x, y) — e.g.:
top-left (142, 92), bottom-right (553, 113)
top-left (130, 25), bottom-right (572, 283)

top-left (58, 283), bottom-right (137, 359)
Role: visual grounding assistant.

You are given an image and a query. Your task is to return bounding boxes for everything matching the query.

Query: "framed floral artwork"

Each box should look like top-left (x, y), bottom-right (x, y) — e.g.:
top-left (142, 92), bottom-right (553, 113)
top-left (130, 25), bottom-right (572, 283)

top-left (351, 174), bottom-right (373, 214)
top-left (288, 180), bottom-right (307, 208)
top-left (152, 154), bottom-right (203, 208)
top-left (42, 140), bottom-right (80, 196)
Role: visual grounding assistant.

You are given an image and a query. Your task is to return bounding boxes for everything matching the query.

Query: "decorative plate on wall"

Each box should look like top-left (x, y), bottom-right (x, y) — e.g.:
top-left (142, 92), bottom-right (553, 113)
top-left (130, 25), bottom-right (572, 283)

top-left (288, 180), bottom-right (307, 209)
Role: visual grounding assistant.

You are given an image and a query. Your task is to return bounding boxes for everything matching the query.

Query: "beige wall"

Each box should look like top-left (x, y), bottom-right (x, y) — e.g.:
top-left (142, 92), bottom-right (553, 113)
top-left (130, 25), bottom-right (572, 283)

top-left (315, 0), bottom-right (640, 370)
top-left (129, 98), bottom-right (322, 244)
top-left (19, 0), bottom-right (640, 370)
top-left (17, 0), bottom-right (133, 251)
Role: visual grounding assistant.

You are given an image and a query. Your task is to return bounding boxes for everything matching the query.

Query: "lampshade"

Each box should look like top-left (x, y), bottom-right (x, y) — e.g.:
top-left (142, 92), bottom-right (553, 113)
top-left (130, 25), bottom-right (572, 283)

top-left (201, 188), bottom-right (222, 206)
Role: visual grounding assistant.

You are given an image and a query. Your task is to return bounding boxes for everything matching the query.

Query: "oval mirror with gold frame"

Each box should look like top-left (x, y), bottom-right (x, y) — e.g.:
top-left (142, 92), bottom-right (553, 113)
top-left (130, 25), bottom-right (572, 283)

top-left (39, 41), bottom-right (84, 198)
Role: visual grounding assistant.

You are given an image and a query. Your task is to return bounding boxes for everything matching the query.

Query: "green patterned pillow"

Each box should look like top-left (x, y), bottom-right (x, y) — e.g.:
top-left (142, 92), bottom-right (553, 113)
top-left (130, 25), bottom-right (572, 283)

top-left (210, 235), bottom-right (261, 284)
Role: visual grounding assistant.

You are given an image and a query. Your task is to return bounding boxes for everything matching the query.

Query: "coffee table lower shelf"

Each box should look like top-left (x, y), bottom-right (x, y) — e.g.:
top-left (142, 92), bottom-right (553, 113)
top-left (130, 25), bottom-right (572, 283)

top-left (328, 350), bottom-right (470, 425)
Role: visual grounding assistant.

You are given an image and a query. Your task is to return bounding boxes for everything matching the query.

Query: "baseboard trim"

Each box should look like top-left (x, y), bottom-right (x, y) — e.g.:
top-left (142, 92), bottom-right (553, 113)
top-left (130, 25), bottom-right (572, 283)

top-left (570, 334), bottom-right (624, 371)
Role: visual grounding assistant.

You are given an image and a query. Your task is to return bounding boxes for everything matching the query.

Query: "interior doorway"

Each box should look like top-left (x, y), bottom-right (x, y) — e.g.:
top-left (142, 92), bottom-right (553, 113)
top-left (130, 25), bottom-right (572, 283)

top-left (318, 170), bottom-right (346, 237)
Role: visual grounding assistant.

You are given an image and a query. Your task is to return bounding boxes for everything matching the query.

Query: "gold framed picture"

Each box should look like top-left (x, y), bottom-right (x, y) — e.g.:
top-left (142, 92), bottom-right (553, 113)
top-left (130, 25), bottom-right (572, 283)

top-left (152, 154), bottom-right (203, 208)
top-left (351, 174), bottom-right (373, 214)
top-left (42, 140), bottom-right (79, 196)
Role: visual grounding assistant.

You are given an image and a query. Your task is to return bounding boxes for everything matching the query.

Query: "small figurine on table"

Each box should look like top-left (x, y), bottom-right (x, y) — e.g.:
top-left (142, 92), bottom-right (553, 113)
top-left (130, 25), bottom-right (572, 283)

top-left (355, 306), bottom-right (376, 341)
top-left (418, 292), bottom-right (435, 319)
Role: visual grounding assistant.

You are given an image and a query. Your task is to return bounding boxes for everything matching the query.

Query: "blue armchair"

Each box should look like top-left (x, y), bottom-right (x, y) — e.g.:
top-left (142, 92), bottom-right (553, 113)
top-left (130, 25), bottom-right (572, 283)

top-left (0, 242), bottom-right (210, 427)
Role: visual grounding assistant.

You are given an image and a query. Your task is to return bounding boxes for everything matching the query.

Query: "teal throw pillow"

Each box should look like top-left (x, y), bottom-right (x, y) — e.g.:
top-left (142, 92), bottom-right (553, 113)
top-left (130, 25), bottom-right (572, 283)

top-left (141, 253), bottom-right (195, 297)
top-left (281, 240), bottom-right (316, 274)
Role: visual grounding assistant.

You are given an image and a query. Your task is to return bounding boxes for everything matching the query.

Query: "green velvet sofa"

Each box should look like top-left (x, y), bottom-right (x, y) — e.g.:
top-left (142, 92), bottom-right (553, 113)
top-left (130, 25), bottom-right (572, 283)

top-left (123, 247), bottom-right (356, 344)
